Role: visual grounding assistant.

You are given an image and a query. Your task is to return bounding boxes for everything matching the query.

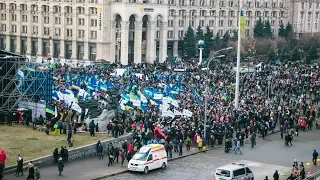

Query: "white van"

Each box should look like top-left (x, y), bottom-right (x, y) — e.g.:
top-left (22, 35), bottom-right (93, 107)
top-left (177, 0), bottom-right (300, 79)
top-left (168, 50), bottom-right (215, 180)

top-left (214, 163), bottom-right (254, 180)
top-left (128, 144), bottom-right (167, 174)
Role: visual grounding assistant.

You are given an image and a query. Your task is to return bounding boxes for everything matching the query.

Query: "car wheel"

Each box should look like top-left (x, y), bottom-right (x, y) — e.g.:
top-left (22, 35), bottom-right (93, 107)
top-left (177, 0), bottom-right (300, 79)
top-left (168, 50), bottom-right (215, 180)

top-left (144, 167), bottom-right (149, 174)
top-left (251, 177), bottom-right (254, 180)
top-left (162, 162), bottom-right (167, 169)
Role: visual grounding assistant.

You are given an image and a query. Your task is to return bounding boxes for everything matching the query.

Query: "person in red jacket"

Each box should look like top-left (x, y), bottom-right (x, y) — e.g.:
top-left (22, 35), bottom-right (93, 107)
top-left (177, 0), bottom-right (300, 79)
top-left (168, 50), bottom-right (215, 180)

top-left (0, 150), bottom-right (7, 166)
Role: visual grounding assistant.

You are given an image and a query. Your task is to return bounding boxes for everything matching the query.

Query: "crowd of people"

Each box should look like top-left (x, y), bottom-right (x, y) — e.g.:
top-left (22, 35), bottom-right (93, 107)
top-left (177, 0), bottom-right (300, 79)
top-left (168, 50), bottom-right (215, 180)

top-left (1, 58), bottom-right (320, 179)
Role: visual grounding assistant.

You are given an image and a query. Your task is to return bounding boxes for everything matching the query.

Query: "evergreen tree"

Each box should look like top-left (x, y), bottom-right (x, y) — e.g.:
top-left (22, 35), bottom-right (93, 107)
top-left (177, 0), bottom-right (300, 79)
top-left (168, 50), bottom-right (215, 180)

top-left (291, 47), bottom-right (301, 62)
top-left (183, 26), bottom-right (197, 60)
top-left (254, 17), bottom-right (265, 39)
top-left (279, 45), bottom-right (290, 61)
top-left (263, 20), bottom-right (273, 39)
top-left (221, 31), bottom-right (230, 48)
top-left (284, 23), bottom-right (293, 39)
top-left (268, 48), bottom-right (277, 61)
top-left (278, 23), bottom-right (286, 37)
top-left (195, 25), bottom-right (204, 41)
top-left (307, 44), bottom-right (318, 64)
top-left (231, 30), bottom-right (238, 41)
top-left (213, 32), bottom-right (221, 50)
top-left (203, 25), bottom-right (214, 58)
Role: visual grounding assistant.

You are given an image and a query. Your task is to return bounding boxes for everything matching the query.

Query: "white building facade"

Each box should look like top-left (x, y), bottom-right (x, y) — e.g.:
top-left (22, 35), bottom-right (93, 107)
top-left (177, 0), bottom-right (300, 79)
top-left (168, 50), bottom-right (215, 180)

top-left (0, 0), bottom-right (299, 65)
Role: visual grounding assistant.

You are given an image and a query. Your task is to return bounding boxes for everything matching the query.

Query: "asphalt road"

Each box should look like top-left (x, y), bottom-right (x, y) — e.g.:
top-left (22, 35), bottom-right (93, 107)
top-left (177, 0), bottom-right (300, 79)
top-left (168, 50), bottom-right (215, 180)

top-left (106, 129), bottom-right (320, 180)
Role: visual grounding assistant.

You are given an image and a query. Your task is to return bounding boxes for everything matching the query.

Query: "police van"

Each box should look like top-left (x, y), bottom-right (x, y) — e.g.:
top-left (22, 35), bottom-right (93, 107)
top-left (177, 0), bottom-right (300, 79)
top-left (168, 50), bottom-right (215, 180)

top-left (214, 163), bottom-right (254, 180)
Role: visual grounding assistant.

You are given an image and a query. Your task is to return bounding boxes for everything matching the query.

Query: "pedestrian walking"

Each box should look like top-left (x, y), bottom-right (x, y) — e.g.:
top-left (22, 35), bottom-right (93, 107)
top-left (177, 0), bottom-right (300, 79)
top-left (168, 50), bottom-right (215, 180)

top-left (197, 138), bottom-right (203, 152)
top-left (185, 137), bottom-right (191, 151)
top-left (26, 161), bottom-right (34, 180)
top-left (34, 166), bottom-right (40, 180)
top-left (108, 151), bottom-right (114, 166)
top-left (97, 143), bottom-right (104, 159)
top-left (15, 155), bottom-right (23, 177)
top-left (234, 139), bottom-right (243, 155)
top-left (57, 157), bottom-right (64, 176)
top-left (0, 161), bottom-right (3, 180)
top-left (273, 170), bottom-right (279, 180)
top-left (178, 139), bottom-right (183, 156)
top-left (114, 147), bottom-right (119, 163)
top-left (312, 150), bottom-right (318, 165)
top-left (250, 132), bottom-right (256, 148)
top-left (168, 142), bottom-right (173, 158)
top-left (120, 149), bottom-right (125, 167)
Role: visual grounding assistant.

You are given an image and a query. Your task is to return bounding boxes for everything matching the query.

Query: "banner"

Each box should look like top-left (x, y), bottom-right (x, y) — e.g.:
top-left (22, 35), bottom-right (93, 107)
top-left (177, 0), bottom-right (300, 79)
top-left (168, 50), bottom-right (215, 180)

top-left (183, 109), bottom-right (193, 117)
top-left (171, 100), bottom-right (179, 108)
top-left (154, 94), bottom-right (163, 100)
top-left (70, 102), bottom-right (82, 113)
top-left (132, 99), bottom-right (141, 107)
top-left (174, 109), bottom-right (183, 116)
top-left (160, 104), bottom-right (170, 111)
top-left (162, 110), bottom-right (175, 118)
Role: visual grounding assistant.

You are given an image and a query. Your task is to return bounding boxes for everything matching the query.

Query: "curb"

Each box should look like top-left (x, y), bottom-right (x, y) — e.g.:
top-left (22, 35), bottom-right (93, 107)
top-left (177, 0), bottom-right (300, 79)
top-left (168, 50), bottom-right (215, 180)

top-left (91, 146), bottom-right (222, 180)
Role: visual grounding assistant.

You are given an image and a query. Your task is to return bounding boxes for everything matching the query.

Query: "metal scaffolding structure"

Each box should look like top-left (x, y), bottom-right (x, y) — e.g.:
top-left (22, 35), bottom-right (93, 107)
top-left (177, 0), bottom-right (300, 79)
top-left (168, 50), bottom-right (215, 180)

top-left (0, 56), bottom-right (49, 113)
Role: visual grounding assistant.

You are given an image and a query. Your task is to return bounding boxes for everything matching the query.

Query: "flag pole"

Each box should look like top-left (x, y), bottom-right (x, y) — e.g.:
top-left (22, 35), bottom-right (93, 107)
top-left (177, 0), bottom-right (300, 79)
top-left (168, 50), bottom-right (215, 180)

top-left (234, 0), bottom-right (243, 110)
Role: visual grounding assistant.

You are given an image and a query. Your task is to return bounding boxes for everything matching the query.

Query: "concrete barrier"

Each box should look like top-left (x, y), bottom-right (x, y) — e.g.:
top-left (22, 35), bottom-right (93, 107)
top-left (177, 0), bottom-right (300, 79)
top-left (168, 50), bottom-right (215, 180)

top-left (3, 134), bottom-right (132, 174)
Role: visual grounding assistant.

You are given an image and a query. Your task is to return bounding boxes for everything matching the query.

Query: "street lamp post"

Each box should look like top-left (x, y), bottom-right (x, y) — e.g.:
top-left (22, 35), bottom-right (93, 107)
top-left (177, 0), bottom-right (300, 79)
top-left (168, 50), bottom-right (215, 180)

top-left (198, 40), bottom-right (232, 142)
top-left (116, 37), bottom-right (121, 63)
top-left (267, 75), bottom-right (272, 99)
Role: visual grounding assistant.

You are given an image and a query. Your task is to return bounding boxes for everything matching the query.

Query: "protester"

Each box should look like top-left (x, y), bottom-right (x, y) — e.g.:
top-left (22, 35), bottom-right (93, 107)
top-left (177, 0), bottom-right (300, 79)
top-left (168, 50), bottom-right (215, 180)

top-left (273, 170), bottom-right (279, 180)
top-left (15, 155), bottom-right (23, 177)
top-left (0, 150), bottom-right (6, 167)
top-left (0, 161), bottom-right (3, 180)
top-left (57, 157), bottom-right (64, 176)
top-left (34, 166), bottom-right (40, 180)
top-left (26, 161), bottom-right (34, 180)
top-left (312, 150), bottom-right (318, 165)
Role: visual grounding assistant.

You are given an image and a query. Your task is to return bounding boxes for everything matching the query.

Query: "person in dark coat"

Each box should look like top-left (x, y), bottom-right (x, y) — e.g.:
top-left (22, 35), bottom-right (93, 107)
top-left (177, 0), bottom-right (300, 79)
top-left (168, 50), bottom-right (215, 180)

top-left (114, 147), bottom-right (120, 163)
top-left (27, 161), bottom-right (34, 180)
top-left (0, 161), bottom-right (3, 180)
top-left (64, 146), bottom-right (69, 162)
top-left (60, 146), bottom-right (65, 162)
top-left (53, 148), bottom-right (59, 164)
top-left (97, 143), bottom-right (104, 159)
top-left (313, 150), bottom-right (319, 165)
top-left (89, 120), bottom-right (95, 137)
top-left (15, 155), bottom-right (23, 177)
top-left (273, 170), bottom-right (279, 180)
top-left (57, 157), bottom-right (64, 176)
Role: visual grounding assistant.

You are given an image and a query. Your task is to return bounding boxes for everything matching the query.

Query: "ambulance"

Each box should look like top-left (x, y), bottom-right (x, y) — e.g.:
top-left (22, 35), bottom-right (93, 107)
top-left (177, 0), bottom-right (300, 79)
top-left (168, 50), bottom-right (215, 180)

top-left (128, 144), bottom-right (167, 174)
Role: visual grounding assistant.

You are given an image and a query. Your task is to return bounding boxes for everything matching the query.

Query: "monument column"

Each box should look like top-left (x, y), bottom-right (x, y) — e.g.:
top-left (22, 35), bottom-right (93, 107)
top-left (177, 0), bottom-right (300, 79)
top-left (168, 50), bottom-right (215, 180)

top-left (134, 21), bottom-right (142, 64)
top-left (120, 21), bottom-right (129, 65)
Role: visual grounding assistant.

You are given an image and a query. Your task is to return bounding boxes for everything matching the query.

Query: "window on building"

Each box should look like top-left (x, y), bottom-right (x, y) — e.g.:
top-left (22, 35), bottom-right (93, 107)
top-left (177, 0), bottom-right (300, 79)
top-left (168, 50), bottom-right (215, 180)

top-left (200, 20), bottom-right (204, 27)
top-left (271, 20), bottom-right (275, 26)
top-left (228, 20), bottom-right (233, 27)
top-left (219, 20), bottom-right (224, 27)
top-left (179, 0), bottom-right (185, 6)
top-left (90, 7), bottom-right (97, 15)
top-left (309, 3), bottom-right (312, 9)
top-left (78, 30), bottom-right (84, 38)
top-left (33, 16), bottom-right (38, 23)
top-left (31, 5), bottom-right (38, 12)
top-left (1, 14), bottom-right (6, 21)
top-left (255, 2), bottom-right (259, 8)
top-left (301, 2), bottom-right (304, 9)
top-left (67, 18), bottom-right (73, 25)
top-left (317, 3), bottom-right (320, 9)
top-left (315, 22), bottom-right (318, 30)
top-left (210, 10), bottom-right (215, 16)
top-left (0, 3), bottom-right (6, 10)
top-left (189, 20), bottom-right (195, 27)
top-left (190, 0), bottom-right (195, 6)
top-left (11, 24), bottom-right (17, 33)
top-left (22, 15), bottom-right (27, 22)
top-left (11, 14), bottom-right (17, 21)
top-left (65, 6), bottom-right (72, 14)
top-left (316, 13), bottom-right (319, 19)
top-left (279, 3), bottom-right (283, 8)
top-left (42, 5), bottom-right (49, 12)
top-left (308, 23), bottom-right (311, 30)
top-left (179, 10), bottom-right (185, 16)
top-left (91, 19), bottom-right (97, 26)
top-left (0, 24), bottom-right (6, 32)
top-left (55, 17), bottom-right (61, 24)
top-left (218, 29), bottom-right (223, 36)
top-left (245, 29), bottom-right (250, 37)
top-left (246, 20), bottom-right (250, 26)
top-left (156, 31), bottom-right (160, 38)
top-left (21, 4), bottom-right (27, 11)
top-left (90, 0), bottom-right (97, 3)
top-left (179, 20), bottom-right (184, 27)
top-left (200, 10), bottom-right (206, 16)
top-left (9, 3), bottom-right (17, 11)
top-left (44, 16), bottom-right (50, 24)
top-left (67, 29), bottom-right (73, 37)
top-left (272, 2), bottom-right (276, 8)
top-left (167, 31), bottom-right (174, 38)
top-left (90, 31), bottom-right (97, 39)
top-left (22, 25), bottom-right (27, 33)
top-left (169, 10), bottom-right (175, 16)
top-left (44, 27), bottom-right (50, 35)
top-left (54, 6), bottom-right (61, 13)
top-left (55, 28), bottom-right (60, 36)
top-left (33, 26), bottom-right (38, 34)
top-left (209, 20), bottom-right (214, 26)
top-left (78, 18), bottom-right (85, 26)
top-left (219, 1), bottom-right (224, 7)
top-left (168, 20), bottom-right (174, 27)
top-left (178, 30), bottom-right (184, 38)
top-left (77, 7), bottom-right (85, 14)
top-left (210, 0), bottom-right (214, 6)
top-left (308, 12), bottom-right (311, 20)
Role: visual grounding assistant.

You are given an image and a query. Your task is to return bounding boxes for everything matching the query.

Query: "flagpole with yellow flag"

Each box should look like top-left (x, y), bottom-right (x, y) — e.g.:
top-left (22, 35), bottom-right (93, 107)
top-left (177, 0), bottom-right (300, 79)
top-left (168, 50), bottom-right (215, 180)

top-left (235, 0), bottom-right (245, 110)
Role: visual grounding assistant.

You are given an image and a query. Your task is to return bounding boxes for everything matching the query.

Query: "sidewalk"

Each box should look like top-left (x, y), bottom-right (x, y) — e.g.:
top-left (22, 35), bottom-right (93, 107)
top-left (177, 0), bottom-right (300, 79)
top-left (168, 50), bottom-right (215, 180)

top-left (3, 145), bottom-right (221, 180)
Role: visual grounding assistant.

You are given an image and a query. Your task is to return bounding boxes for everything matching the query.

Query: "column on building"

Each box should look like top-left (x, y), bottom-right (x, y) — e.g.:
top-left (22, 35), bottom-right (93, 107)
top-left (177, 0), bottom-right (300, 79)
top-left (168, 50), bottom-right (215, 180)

top-left (26, 4), bottom-right (32, 55)
top-left (5, 4), bottom-right (10, 52)
top-left (146, 21), bottom-right (156, 63)
top-left (109, 21), bottom-right (116, 62)
top-left (159, 21), bottom-right (168, 63)
top-left (59, 7), bottom-right (65, 59)
top-left (16, 5), bottom-right (21, 54)
top-left (49, 38), bottom-right (54, 58)
top-left (71, 8), bottom-right (77, 59)
top-left (136, 0), bottom-right (143, 3)
top-left (134, 21), bottom-right (142, 64)
top-left (173, 40), bottom-right (179, 57)
top-left (37, 6), bottom-right (43, 57)
top-left (120, 21), bottom-right (129, 65)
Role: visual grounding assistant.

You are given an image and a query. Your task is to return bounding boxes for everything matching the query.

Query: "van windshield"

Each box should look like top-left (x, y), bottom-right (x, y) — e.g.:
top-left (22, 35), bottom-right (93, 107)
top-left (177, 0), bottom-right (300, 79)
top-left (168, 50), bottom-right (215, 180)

top-left (132, 153), bottom-right (148, 161)
top-left (216, 169), bottom-right (231, 177)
